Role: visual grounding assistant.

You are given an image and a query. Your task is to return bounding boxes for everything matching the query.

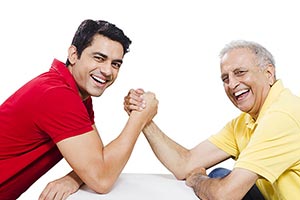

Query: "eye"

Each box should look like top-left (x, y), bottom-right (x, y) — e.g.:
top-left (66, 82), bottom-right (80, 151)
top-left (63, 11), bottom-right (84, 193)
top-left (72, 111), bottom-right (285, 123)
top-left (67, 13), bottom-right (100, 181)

top-left (221, 75), bottom-right (229, 84)
top-left (94, 55), bottom-right (105, 62)
top-left (112, 62), bottom-right (122, 69)
top-left (235, 70), bottom-right (247, 76)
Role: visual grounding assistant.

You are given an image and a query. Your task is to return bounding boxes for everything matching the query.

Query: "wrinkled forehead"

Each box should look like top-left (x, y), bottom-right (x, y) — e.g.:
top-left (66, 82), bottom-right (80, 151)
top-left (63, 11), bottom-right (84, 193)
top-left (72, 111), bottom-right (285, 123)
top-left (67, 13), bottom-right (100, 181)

top-left (220, 48), bottom-right (256, 67)
top-left (222, 47), bottom-right (255, 60)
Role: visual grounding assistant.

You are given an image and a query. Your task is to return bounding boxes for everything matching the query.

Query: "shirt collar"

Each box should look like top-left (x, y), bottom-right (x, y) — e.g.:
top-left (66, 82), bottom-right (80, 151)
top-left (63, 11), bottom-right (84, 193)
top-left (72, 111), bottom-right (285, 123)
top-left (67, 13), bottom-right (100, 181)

top-left (245, 80), bottom-right (285, 128)
top-left (256, 80), bottom-right (284, 122)
top-left (49, 59), bottom-right (79, 94)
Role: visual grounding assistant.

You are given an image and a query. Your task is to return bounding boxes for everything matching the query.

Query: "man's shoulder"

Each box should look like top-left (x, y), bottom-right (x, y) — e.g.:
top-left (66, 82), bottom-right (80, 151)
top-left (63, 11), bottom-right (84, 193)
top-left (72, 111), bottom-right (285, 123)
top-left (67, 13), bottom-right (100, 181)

top-left (26, 71), bottom-right (71, 92)
top-left (8, 71), bottom-right (76, 107)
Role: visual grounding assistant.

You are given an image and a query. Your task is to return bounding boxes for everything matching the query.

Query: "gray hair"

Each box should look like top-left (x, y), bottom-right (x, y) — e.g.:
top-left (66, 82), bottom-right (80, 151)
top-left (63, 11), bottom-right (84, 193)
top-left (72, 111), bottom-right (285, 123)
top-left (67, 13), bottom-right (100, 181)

top-left (219, 40), bottom-right (275, 68)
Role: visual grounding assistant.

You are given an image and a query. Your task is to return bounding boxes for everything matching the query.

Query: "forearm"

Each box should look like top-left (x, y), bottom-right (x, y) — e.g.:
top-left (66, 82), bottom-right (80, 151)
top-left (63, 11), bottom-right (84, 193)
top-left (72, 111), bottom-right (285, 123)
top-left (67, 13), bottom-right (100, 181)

top-left (59, 116), bottom-right (145, 194)
top-left (92, 111), bottom-right (148, 186)
top-left (186, 168), bottom-right (257, 200)
top-left (74, 92), bottom-right (157, 193)
top-left (102, 113), bottom-right (146, 174)
top-left (143, 121), bottom-right (191, 179)
top-left (189, 176), bottom-right (245, 200)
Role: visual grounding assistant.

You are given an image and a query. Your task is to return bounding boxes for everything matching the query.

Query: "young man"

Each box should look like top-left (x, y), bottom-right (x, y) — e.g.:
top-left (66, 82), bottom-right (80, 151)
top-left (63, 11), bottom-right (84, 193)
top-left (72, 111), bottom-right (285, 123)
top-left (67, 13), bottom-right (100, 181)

top-left (0, 19), bottom-right (158, 200)
top-left (125, 40), bottom-right (300, 199)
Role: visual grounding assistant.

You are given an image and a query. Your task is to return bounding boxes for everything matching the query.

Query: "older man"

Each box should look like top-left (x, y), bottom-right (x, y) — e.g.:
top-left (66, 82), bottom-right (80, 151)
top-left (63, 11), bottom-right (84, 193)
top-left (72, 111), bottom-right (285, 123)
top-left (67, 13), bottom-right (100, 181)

top-left (125, 40), bottom-right (300, 199)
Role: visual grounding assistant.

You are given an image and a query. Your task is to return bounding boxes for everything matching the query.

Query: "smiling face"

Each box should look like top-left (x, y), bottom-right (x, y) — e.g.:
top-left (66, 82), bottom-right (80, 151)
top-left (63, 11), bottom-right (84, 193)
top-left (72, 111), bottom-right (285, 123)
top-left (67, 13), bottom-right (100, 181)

top-left (220, 48), bottom-right (275, 119)
top-left (67, 34), bottom-right (124, 100)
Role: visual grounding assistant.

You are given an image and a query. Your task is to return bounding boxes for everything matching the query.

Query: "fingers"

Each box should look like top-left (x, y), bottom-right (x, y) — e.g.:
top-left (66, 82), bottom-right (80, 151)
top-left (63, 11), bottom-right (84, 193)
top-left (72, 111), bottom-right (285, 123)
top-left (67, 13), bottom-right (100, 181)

top-left (123, 88), bottom-right (159, 125)
top-left (190, 167), bottom-right (207, 176)
top-left (185, 167), bottom-right (207, 187)
top-left (38, 186), bottom-right (48, 200)
top-left (39, 182), bottom-right (55, 200)
top-left (135, 88), bottom-right (145, 94)
top-left (142, 92), bottom-right (158, 108)
top-left (39, 184), bottom-right (73, 200)
top-left (39, 177), bottom-right (79, 200)
top-left (62, 192), bottom-right (71, 200)
top-left (124, 89), bottom-right (146, 114)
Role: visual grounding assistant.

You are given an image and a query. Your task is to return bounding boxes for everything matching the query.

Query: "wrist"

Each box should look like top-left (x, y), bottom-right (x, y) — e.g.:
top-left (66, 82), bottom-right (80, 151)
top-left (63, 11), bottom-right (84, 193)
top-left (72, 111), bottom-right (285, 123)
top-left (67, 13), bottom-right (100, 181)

top-left (142, 120), bottom-right (156, 135)
top-left (67, 171), bottom-right (83, 187)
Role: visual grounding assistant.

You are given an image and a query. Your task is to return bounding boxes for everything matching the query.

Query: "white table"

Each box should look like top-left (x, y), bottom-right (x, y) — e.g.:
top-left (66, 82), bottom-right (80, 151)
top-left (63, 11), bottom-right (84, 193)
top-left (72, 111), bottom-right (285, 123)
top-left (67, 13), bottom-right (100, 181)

top-left (68, 173), bottom-right (199, 200)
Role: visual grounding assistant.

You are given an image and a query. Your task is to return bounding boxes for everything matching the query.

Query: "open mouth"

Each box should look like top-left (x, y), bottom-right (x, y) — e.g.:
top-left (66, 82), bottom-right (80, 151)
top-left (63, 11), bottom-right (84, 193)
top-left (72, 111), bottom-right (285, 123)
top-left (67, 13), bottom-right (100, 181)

top-left (91, 75), bottom-right (106, 84)
top-left (234, 89), bottom-right (249, 101)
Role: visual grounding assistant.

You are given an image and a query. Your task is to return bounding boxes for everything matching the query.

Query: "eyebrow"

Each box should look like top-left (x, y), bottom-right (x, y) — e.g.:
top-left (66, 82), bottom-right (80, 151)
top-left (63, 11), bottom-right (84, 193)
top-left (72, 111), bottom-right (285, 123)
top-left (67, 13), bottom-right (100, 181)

top-left (93, 52), bottom-right (123, 64)
top-left (220, 67), bottom-right (248, 79)
top-left (93, 52), bottom-right (107, 59)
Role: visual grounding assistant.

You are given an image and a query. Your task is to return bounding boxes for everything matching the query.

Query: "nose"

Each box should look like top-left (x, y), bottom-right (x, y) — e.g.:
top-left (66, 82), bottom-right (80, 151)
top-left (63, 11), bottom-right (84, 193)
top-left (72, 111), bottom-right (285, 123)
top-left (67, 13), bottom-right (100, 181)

top-left (228, 75), bottom-right (239, 89)
top-left (99, 61), bottom-right (113, 76)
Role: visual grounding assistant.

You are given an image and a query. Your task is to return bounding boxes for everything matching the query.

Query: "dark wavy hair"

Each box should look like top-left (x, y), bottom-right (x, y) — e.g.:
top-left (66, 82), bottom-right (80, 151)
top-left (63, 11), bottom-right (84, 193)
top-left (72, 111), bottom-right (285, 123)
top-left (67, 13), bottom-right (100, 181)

top-left (66, 19), bottom-right (132, 66)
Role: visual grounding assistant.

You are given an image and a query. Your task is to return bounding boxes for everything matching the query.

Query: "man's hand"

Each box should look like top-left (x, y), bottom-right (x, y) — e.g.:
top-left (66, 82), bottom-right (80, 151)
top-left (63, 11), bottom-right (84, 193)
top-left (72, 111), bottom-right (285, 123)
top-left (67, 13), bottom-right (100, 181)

top-left (185, 167), bottom-right (209, 200)
top-left (186, 167), bottom-right (208, 187)
top-left (39, 171), bottom-right (82, 200)
top-left (124, 88), bottom-right (146, 115)
top-left (137, 91), bottom-right (158, 125)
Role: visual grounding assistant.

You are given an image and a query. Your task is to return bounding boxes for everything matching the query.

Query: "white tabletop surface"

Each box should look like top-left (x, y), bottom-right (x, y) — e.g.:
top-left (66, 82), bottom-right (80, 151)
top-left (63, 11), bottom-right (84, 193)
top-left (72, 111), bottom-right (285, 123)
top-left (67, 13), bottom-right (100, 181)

top-left (68, 173), bottom-right (199, 200)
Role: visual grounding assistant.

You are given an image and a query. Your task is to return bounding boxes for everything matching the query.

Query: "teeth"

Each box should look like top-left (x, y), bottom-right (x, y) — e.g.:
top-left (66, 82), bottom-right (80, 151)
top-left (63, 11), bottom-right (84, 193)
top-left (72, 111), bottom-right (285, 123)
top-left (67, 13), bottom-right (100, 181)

top-left (92, 75), bottom-right (105, 83)
top-left (234, 89), bottom-right (248, 97)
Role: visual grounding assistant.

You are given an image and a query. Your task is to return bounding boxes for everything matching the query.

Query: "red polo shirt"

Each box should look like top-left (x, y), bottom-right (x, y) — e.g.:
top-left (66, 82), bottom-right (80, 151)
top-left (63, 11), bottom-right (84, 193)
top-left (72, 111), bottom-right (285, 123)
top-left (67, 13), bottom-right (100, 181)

top-left (0, 59), bottom-right (94, 199)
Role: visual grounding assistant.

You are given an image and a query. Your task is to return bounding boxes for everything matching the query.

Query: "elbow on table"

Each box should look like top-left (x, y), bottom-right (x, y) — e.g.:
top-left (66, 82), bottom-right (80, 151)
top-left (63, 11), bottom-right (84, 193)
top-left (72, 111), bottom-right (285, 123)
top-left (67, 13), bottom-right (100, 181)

top-left (93, 186), bottom-right (112, 194)
top-left (173, 173), bottom-right (186, 181)
top-left (88, 178), bottom-right (116, 194)
top-left (172, 167), bottom-right (192, 180)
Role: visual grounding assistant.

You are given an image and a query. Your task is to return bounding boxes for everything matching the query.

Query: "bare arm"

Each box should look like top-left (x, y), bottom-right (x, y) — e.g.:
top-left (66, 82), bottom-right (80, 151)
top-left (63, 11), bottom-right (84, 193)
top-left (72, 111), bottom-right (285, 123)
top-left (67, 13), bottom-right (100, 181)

top-left (143, 121), bottom-right (230, 180)
top-left (39, 171), bottom-right (82, 200)
top-left (186, 167), bottom-right (259, 200)
top-left (124, 89), bottom-right (230, 180)
top-left (124, 89), bottom-right (260, 199)
top-left (52, 92), bottom-right (157, 195)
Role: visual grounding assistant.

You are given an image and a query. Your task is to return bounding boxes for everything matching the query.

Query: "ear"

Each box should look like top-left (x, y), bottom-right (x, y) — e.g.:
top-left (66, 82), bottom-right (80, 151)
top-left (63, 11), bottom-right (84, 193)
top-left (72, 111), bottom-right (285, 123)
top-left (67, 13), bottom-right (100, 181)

top-left (67, 45), bottom-right (78, 65)
top-left (264, 64), bottom-right (276, 86)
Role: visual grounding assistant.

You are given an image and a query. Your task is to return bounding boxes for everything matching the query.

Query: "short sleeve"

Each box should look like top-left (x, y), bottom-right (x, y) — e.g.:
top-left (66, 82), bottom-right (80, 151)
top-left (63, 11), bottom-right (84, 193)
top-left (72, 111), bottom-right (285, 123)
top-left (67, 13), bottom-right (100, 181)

top-left (34, 87), bottom-right (94, 143)
top-left (83, 96), bottom-right (95, 124)
top-left (209, 119), bottom-right (240, 159)
top-left (235, 111), bottom-right (300, 183)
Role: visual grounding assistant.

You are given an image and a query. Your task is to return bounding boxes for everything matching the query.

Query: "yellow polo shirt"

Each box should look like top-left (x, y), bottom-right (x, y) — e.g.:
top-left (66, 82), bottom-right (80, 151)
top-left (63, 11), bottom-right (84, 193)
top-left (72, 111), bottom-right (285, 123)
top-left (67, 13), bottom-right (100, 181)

top-left (209, 80), bottom-right (300, 200)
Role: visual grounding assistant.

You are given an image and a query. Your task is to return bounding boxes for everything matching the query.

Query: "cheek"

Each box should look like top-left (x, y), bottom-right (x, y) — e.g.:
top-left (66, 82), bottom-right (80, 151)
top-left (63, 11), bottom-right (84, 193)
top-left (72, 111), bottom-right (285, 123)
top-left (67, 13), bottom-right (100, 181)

top-left (224, 86), bottom-right (230, 96)
top-left (112, 69), bottom-right (119, 78)
top-left (74, 67), bottom-right (90, 83)
top-left (248, 75), bottom-right (268, 92)
top-left (224, 86), bottom-right (237, 103)
top-left (224, 88), bottom-right (233, 100)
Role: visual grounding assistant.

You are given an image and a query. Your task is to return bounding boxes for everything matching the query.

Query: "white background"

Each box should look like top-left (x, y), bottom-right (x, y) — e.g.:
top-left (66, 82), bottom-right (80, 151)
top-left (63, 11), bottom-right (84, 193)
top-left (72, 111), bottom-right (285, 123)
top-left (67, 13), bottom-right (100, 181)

top-left (1, 0), bottom-right (300, 199)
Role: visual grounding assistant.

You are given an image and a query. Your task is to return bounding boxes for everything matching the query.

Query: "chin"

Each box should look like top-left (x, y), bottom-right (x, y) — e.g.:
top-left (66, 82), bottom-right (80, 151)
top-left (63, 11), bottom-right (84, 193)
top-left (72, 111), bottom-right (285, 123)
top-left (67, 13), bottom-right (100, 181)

top-left (89, 90), bottom-right (105, 97)
top-left (237, 105), bottom-right (250, 113)
top-left (89, 86), bottom-right (109, 97)
top-left (94, 92), bottom-right (104, 97)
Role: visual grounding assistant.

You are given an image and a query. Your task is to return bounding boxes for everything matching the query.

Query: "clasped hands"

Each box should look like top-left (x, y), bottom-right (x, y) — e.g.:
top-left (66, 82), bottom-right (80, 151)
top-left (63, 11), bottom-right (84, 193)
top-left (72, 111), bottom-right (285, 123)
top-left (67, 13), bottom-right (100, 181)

top-left (124, 89), bottom-right (208, 189)
top-left (123, 88), bottom-right (158, 113)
